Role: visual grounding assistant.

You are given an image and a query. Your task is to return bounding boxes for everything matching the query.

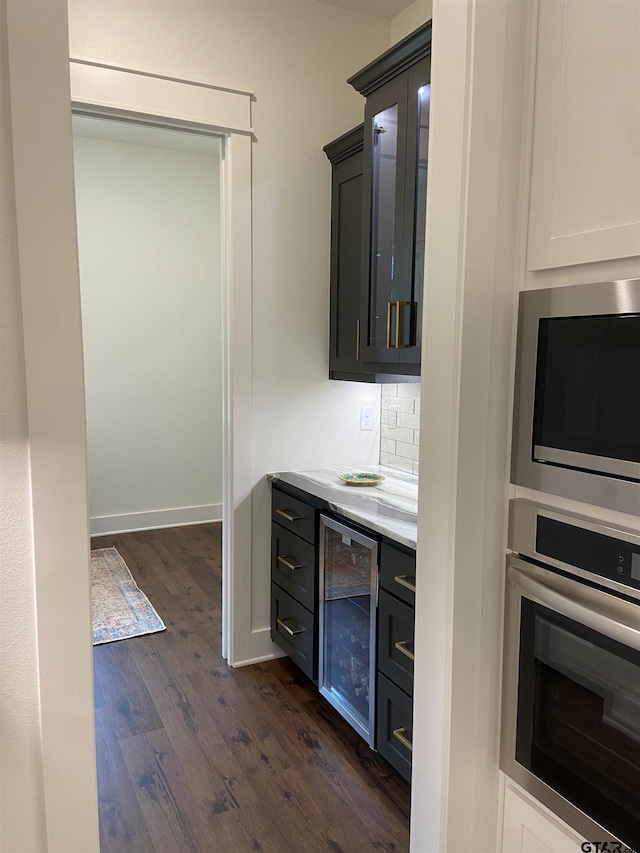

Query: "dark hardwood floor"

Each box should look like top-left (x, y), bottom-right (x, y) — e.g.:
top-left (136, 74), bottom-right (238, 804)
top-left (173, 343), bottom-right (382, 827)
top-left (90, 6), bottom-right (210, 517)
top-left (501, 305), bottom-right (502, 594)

top-left (92, 523), bottom-right (411, 853)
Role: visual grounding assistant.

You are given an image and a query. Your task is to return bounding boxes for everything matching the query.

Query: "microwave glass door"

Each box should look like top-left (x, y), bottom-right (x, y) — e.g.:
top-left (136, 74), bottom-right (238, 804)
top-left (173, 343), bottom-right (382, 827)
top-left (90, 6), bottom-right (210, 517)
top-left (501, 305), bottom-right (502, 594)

top-left (516, 598), bottom-right (640, 848)
top-left (532, 314), bottom-right (640, 479)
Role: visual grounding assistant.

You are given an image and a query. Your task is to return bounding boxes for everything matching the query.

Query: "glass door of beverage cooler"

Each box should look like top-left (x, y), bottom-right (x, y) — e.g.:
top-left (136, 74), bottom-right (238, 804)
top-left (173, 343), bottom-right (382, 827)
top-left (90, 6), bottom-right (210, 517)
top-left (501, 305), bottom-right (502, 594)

top-left (319, 514), bottom-right (378, 746)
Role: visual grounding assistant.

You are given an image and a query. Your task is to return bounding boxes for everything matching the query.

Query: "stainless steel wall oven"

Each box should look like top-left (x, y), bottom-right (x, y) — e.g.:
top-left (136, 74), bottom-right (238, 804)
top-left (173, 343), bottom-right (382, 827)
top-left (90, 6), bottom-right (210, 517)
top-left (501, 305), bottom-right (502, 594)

top-left (511, 278), bottom-right (640, 516)
top-left (502, 500), bottom-right (640, 848)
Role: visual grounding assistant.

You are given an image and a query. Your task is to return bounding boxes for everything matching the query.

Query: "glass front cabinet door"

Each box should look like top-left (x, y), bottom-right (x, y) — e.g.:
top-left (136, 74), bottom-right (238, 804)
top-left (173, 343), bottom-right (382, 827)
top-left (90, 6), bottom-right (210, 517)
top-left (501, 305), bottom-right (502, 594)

top-left (349, 23), bottom-right (432, 371)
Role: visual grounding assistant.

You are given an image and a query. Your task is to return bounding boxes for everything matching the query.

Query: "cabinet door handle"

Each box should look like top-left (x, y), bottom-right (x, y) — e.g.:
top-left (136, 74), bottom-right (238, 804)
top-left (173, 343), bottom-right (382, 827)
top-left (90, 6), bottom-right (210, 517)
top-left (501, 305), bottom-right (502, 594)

top-left (394, 574), bottom-right (416, 593)
top-left (276, 508), bottom-right (301, 522)
top-left (277, 555), bottom-right (304, 571)
top-left (392, 727), bottom-right (413, 752)
top-left (394, 640), bottom-right (415, 662)
top-left (386, 302), bottom-right (393, 348)
top-left (276, 617), bottom-right (304, 636)
top-left (386, 301), bottom-right (411, 348)
top-left (356, 319), bottom-right (361, 360)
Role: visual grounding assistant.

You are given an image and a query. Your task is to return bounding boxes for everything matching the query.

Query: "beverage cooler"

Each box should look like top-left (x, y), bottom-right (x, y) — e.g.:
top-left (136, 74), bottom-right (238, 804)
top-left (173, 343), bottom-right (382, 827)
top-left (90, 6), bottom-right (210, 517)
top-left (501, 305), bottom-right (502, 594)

top-left (319, 514), bottom-right (378, 746)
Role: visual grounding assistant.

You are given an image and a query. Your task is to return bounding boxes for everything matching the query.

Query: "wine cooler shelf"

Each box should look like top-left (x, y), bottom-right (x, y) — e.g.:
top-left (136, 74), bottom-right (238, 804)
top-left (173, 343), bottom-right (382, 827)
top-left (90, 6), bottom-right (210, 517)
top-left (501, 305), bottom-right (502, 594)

top-left (327, 596), bottom-right (372, 719)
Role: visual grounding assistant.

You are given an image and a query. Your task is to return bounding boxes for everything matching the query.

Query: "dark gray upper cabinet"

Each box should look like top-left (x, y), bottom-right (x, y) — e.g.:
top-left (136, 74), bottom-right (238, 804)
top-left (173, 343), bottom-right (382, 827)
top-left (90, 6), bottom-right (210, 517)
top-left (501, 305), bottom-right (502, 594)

top-left (347, 22), bottom-right (431, 375)
top-left (323, 126), bottom-right (369, 381)
top-left (323, 22), bottom-right (432, 382)
top-left (325, 127), bottom-right (417, 382)
top-left (350, 22), bottom-right (431, 371)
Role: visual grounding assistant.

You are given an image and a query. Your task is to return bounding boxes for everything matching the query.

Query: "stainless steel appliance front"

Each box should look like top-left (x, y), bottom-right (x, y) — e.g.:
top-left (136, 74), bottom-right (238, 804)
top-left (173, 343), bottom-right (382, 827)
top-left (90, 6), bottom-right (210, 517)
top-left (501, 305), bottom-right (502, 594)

top-left (501, 500), bottom-right (640, 847)
top-left (511, 278), bottom-right (640, 516)
top-left (318, 514), bottom-right (378, 746)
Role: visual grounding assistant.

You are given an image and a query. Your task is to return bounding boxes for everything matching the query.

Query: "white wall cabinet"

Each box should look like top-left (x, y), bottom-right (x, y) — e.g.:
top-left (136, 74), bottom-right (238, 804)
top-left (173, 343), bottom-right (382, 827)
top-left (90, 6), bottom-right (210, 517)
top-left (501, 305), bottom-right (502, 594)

top-left (527, 0), bottom-right (640, 271)
top-left (502, 781), bottom-right (586, 853)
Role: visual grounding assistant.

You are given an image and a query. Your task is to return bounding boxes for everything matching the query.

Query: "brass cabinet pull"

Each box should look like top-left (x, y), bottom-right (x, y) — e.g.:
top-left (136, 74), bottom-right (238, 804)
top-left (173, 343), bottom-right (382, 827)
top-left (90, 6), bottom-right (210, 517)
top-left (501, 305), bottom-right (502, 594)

top-left (276, 508), bottom-right (301, 522)
top-left (356, 319), bottom-right (361, 360)
top-left (386, 301), bottom-right (415, 348)
top-left (392, 727), bottom-right (413, 752)
top-left (277, 555), bottom-right (303, 571)
top-left (276, 617), bottom-right (304, 636)
top-left (394, 574), bottom-right (417, 593)
top-left (394, 640), bottom-right (415, 662)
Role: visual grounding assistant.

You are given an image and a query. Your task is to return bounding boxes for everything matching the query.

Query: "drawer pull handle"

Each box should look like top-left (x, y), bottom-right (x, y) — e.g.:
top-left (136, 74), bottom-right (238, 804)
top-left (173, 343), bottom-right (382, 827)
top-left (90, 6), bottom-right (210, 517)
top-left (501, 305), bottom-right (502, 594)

top-left (392, 727), bottom-right (413, 752)
top-left (276, 508), bottom-right (302, 522)
top-left (276, 617), bottom-right (304, 637)
top-left (394, 574), bottom-right (416, 593)
top-left (394, 640), bottom-right (415, 662)
top-left (277, 555), bottom-right (304, 571)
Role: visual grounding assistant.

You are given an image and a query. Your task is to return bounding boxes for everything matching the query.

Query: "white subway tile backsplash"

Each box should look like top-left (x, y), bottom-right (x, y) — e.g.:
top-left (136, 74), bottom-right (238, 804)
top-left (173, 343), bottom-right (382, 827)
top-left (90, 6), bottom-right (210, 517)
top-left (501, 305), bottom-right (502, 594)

top-left (380, 382), bottom-right (421, 474)
top-left (395, 440), bottom-right (420, 460)
top-left (397, 382), bottom-right (421, 399)
top-left (380, 451), bottom-right (414, 473)
top-left (381, 424), bottom-right (414, 444)
top-left (397, 412), bottom-right (421, 430)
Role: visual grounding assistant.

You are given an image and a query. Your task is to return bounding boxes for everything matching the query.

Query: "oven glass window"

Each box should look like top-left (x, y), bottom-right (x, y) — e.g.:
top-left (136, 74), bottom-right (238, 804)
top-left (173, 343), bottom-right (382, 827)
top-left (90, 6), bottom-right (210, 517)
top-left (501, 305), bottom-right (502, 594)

top-left (517, 600), bottom-right (640, 848)
top-left (532, 314), bottom-right (640, 466)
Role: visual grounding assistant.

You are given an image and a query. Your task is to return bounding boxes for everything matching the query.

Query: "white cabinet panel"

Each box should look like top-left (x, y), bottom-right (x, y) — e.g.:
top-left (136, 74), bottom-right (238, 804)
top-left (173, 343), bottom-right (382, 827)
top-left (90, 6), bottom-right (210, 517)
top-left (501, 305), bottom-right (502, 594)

top-left (502, 782), bottom-right (586, 853)
top-left (527, 0), bottom-right (640, 270)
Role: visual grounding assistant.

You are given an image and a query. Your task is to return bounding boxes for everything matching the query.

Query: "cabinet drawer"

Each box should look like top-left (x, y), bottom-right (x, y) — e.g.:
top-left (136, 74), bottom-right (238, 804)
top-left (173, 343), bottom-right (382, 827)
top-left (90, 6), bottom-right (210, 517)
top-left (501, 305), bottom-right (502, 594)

top-left (271, 583), bottom-right (316, 681)
top-left (272, 487), bottom-right (317, 545)
top-left (378, 589), bottom-right (414, 697)
top-left (376, 673), bottom-right (413, 783)
top-left (271, 523), bottom-right (317, 611)
top-left (380, 541), bottom-right (416, 606)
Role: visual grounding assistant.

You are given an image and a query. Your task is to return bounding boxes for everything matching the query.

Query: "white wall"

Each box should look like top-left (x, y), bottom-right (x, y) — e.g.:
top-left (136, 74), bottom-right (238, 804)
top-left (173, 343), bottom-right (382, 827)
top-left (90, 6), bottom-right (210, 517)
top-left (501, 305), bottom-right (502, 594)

top-left (390, 0), bottom-right (432, 43)
top-left (411, 0), bottom-right (531, 850)
top-left (67, 0), bottom-right (388, 659)
top-left (0, 3), bottom-right (46, 848)
top-left (3, 0), bottom-right (99, 850)
top-left (73, 120), bottom-right (223, 535)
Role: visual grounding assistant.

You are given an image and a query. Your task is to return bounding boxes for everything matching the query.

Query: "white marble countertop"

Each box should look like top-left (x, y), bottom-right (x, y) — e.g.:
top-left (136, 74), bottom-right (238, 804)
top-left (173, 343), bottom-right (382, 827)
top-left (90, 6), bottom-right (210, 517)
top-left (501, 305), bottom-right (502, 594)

top-left (269, 466), bottom-right (418, 549)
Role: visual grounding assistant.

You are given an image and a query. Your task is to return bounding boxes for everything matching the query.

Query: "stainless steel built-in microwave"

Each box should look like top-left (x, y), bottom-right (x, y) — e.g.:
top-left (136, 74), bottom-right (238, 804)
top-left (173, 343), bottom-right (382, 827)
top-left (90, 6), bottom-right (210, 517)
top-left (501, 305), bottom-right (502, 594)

top-left (511, 279), bottom-right (640, 517)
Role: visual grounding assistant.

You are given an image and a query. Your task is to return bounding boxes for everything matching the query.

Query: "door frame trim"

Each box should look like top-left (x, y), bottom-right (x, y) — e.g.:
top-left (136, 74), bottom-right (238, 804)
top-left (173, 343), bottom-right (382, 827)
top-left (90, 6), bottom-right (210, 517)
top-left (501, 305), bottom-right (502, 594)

top-left (69, 60), bottom-right (254, 664)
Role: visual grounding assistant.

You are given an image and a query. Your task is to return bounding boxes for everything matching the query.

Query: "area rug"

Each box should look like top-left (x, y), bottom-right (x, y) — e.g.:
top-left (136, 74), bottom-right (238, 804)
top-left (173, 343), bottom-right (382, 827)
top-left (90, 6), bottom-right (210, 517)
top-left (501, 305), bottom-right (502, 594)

top-left (91, 547), bottom-right (165, 645)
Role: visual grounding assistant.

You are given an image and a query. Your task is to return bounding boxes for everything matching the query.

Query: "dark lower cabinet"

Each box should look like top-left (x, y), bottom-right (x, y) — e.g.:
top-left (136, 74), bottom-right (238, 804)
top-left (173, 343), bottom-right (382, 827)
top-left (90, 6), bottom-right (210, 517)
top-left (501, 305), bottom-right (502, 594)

top-left (377, 673), bottom-right (414, 782)
top-left (376, 539), bottom-right (416, 782)
top-left (271, 523), bottom-right (316, 611)
top-left (270, 482), bottom-right (416, 782)
top-left (271, 584), bottom-right (316, 681)
top-left (270, 482), bottom-right (320, 682)
top-left (378, 589), bottom-right (415, 698)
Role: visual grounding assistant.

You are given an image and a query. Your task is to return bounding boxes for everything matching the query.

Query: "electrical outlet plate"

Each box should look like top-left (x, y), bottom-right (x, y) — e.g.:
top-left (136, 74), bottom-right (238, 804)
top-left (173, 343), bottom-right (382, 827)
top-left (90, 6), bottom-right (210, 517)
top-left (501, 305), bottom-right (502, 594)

top-left (388, 407), bottom-right (399, 427)
top-left (360, 407), bottom-right (374, 430)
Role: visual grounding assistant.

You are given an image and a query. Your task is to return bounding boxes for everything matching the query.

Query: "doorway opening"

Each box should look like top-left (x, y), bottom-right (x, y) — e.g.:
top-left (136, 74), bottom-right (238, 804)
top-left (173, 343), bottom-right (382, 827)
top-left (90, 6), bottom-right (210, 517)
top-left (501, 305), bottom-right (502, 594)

top-left (72, 116), bottom-right (224, 542)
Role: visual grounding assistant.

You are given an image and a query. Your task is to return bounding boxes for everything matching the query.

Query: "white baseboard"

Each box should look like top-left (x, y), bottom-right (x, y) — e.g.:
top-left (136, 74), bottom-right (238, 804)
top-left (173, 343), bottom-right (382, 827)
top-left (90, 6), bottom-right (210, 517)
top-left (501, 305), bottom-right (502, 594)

top-left (228, 627), bottom-right (286, 668)
top-left (90, 503), bottom-right (222, 536)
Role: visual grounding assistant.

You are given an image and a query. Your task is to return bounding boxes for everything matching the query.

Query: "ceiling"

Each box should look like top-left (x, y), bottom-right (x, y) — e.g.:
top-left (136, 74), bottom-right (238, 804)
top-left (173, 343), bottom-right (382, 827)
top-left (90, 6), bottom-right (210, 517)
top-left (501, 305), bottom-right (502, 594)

top-left (316, 0), bottom-right (415, 20)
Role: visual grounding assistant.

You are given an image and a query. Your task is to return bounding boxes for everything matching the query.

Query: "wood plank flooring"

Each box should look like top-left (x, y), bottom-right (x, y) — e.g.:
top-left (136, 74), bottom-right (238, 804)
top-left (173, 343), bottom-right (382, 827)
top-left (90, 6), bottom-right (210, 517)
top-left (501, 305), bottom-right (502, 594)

top-left (92, 523), bottom-right (411, 853)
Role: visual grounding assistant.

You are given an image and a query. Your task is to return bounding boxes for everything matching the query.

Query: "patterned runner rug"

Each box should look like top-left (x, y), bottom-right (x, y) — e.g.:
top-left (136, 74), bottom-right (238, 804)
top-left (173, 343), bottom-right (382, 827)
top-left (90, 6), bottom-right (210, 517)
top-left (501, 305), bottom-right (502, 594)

top-left (91, 546), bottom-right (165, 644)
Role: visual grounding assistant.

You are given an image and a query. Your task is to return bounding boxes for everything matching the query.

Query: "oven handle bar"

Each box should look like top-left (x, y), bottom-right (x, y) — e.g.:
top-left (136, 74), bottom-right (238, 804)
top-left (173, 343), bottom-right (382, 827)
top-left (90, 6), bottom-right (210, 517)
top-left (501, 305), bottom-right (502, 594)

top-left (508, 557), bottom-right (640, 653)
